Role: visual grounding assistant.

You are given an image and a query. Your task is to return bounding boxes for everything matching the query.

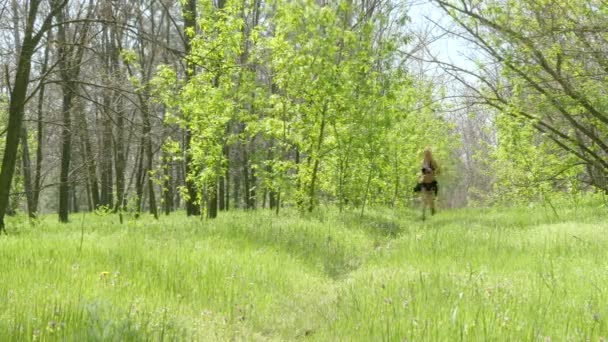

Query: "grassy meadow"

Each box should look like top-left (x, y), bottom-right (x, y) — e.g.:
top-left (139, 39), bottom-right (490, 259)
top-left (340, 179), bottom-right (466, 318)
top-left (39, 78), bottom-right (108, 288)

top-left (1, 200), bottom-right (607, 341)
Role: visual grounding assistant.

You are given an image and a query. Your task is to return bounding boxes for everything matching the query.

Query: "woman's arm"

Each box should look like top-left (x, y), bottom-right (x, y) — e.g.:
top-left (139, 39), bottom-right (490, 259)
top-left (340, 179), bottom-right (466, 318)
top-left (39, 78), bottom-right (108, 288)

top-left (432, 160), bottom-right (440, 176)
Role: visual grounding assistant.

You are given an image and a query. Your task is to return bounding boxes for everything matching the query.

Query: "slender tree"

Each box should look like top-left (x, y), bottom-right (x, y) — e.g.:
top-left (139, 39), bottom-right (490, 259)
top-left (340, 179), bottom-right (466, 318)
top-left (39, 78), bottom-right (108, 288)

top-left (56, 2), bottom-right (92, 223)
top-left (11, 0), bottom-right (35, 219)
top-left (0, 0), bottom-right (68, 232)
top-left (181, 0), bottom-right (201, 216)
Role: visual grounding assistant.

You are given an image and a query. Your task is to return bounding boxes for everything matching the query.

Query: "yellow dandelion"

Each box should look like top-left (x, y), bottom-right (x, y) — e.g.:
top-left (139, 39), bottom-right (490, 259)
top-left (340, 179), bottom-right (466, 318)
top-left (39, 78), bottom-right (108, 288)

top-left (99, 271), bottom-right (110, 278)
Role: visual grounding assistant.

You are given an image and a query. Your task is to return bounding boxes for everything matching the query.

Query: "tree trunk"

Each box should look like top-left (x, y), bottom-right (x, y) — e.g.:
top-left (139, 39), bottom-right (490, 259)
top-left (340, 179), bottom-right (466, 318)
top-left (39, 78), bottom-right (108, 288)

top-left (82, 152), bottom-right (93, 211)
top-left (0, 0), bottom-right (64, 231)
top-left (162, 150), bottom-right (173, 215)
top-left (33, 78), bottom-right (45, 215)
top-left (12, 0), bottom-right (34, 220)
top-left (184, 132), bottom-right (200, 215)
top-left (120, 11), bottom-right (159, 219)
top-left (182, 0), bottom-right (200, 216)
top-left (57, 5), bottom-right (88, 223)
top-left (142, 100), bottom-right (158, 219)
top-left (294, 148), bottom-right (303, 208)
top-left (266, 143), bottom-right (278, 211)
top-left (71, 185), bottom-right (79, 213)
top-left (232, 151), bottom-right (241, 209)
top-left (207, 182), bottom-right (218, 219)
top-left (225, 165), bottom-right (230, 210)
top-left (307, 104), bottom-right (328, 212)
top-left (33, 30), bottom-right (53, 215)
top-left (219, 146), bottom-right (227, 211)
top-left (20, 127), bottom-right (35, 218)
top-left (77, 105), bottom-right (100, 209)
top-left (111, 26), bottom-right (126, 213)
top-left (134, 142), bottom-right (145, 217)
top-left (57, 85), bottom-right (73, 223)
top-left (100, 112), bottom-right (114, 208)
top-left (114, 107), bottom-right (127, 212)
top-left (100, 24), bottom-right (114, 210)
top-left (243, 151), bottom-right (250, 209)
top-left (269, 189), bottom-right (277, 210)
top-left (175, 154), bottom-right (183, 209)
top-left (248, 162), bottom-right (256, 210)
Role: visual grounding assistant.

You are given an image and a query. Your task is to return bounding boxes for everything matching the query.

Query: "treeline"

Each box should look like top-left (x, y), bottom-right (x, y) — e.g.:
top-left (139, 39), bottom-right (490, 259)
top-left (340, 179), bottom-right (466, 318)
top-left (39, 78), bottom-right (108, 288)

top-left (3, 0), bottom-right (605, 229)
top-left (429, 0), bottom-right (608, 205)
top-left (0, 0), bottom-right (452, 229)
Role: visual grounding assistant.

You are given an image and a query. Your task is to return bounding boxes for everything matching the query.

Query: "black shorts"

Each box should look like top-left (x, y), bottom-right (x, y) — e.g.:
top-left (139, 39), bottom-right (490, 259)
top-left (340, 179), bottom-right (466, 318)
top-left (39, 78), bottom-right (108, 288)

top-left (414, 181), bottom-right (438, 196)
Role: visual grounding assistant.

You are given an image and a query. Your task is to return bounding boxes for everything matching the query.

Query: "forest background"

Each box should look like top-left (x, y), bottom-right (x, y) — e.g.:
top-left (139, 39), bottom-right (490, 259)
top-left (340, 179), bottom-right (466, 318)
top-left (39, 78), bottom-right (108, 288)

top-left (0, 0), bottom-right (607, 225)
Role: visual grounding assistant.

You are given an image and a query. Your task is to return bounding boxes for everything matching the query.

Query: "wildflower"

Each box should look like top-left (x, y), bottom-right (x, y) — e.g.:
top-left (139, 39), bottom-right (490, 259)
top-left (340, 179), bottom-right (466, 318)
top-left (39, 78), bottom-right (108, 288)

top-left (46, 321), bottom-right (57, 334)
top-left (99, 271), bottom-right (110, 278)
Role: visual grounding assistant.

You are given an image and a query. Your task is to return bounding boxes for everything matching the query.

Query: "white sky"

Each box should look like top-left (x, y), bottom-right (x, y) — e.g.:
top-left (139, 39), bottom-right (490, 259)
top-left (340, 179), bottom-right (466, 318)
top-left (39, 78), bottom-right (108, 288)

top-left (406, 0), bottom-right (476, 77)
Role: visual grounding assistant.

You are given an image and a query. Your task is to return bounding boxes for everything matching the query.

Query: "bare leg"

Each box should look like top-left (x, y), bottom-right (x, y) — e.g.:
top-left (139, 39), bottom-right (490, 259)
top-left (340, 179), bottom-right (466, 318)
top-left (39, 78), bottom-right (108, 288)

top-left (421, 190), bottom-right (433, 220)
top-left (420, 191), bottom-right (425, 220)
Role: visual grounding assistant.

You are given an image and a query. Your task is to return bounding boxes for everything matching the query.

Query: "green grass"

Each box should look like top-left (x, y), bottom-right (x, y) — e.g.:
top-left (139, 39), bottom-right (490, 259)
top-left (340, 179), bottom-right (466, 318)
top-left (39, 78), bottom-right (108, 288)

top-left (1, 200), bottom-right (607, 341)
